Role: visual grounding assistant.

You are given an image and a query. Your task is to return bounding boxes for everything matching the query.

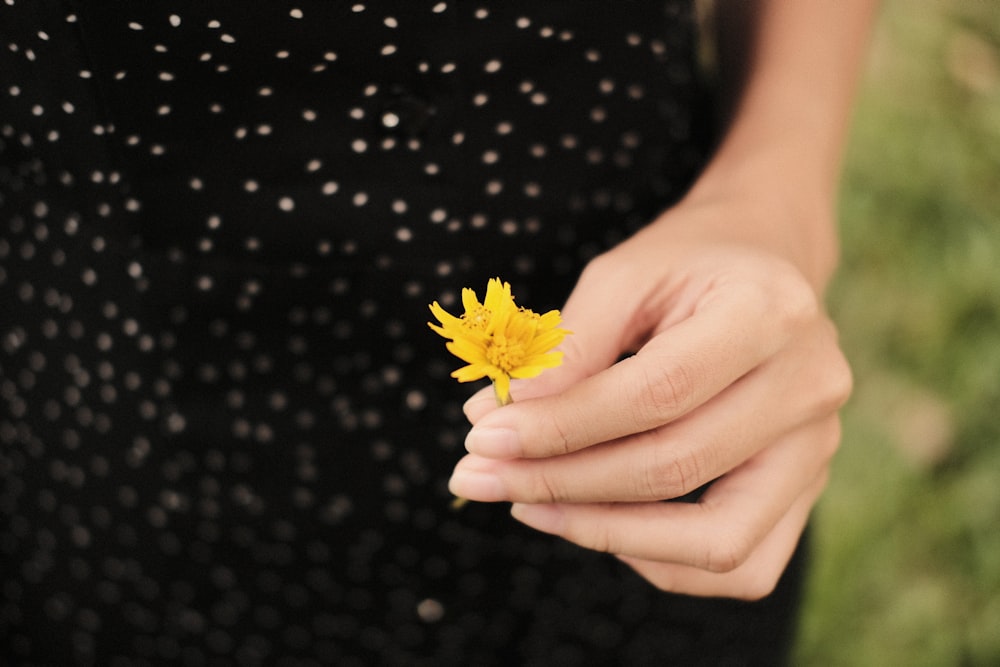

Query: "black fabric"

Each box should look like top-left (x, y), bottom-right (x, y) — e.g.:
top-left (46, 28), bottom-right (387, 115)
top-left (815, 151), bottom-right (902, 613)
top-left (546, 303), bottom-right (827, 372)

top-left (1, 2), bottom-right (805, 665)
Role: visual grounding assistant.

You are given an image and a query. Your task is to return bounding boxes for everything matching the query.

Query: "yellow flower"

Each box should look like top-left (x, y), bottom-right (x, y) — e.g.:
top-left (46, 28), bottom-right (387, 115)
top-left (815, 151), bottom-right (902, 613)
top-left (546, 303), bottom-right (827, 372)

top-left (428, 278), bottom-right (570, 405)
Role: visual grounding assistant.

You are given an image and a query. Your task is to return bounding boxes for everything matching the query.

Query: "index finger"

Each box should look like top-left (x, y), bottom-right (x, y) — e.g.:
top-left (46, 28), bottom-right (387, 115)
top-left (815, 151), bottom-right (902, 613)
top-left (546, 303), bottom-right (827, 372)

top-left (464, 280), bottom-right (808, 459)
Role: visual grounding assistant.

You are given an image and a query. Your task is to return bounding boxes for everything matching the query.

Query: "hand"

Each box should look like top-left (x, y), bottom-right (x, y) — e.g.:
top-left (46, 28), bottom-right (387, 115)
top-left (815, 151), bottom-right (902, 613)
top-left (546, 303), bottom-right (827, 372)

top-left (448, 196), bottom-right (853, 600)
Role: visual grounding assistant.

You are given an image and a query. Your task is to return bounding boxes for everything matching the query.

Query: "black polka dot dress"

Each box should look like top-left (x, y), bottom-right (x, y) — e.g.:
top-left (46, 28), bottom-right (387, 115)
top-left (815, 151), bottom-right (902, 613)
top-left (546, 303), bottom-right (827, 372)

top-left (1, 2), bottom-right (808, 665)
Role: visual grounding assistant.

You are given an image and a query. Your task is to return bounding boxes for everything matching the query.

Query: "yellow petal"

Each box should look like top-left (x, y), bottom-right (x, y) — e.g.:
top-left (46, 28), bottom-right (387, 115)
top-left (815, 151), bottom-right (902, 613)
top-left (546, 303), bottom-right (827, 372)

top-left (461, 287), bottom-right (482, 316)
top-left (536, 309), bottom-right (563, 330)
top-left (484, 278), bottom-right (515, 313)
top-left (452, 363), bottom-right (491, 383)
top-left (446, 339), bottom-right (489, 365)
top-left (525, 329), bottom-right (569, 355)
top-left (428, 320), bottom-right (462, 340)
top-left (509, 365), bottom-right (549, 379)
top-left (519, 351), bottom-right (564, 370)
top-left (428, 302), bottom-right (465, 339)
top-left (487, 306), bottom-right (513, 336)
top-left (505, 310), bottom-right (537, 340)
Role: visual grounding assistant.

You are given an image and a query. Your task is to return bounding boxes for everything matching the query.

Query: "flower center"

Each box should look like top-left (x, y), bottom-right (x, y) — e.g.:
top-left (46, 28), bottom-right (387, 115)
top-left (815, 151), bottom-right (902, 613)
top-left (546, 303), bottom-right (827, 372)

top-left (485, 337), bottom-right (525, 372)
top-left (461, 305), bottom-right (492, 332)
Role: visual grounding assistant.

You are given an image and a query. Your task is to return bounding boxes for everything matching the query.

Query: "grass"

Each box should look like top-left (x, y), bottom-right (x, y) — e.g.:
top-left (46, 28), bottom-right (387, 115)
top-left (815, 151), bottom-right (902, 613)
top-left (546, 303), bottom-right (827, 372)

top-left (793, 1), bottom-right (1000, 665)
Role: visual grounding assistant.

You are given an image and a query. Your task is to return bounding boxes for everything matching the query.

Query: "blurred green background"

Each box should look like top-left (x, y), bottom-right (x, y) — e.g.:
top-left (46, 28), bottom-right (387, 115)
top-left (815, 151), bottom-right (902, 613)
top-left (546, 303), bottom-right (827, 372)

top-left (793, 1), bottom-right (1000, 665)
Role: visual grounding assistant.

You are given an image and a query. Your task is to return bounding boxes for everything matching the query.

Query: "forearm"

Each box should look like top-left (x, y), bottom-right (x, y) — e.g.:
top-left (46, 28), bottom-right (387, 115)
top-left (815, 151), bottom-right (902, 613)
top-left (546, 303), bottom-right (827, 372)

top-left (685, 0), bottom-right (879, 290)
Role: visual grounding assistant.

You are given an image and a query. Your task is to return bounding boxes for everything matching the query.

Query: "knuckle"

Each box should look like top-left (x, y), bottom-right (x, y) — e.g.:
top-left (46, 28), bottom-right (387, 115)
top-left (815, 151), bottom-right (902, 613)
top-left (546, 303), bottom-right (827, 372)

top-left (811, 344), bottom-right (855, 416)
top-left (815, 416), bottom-right (843, 463)
top-left (578, 250), bottom-right (617, 285)
top-left (745, 269), bottom-right (819, 335)
top-left (631, 359), bottom-right (696, 426)
top-left (529, 469), bottom-right (564, 504)
top-left (702, 533), bottom-right (753, 574)
top-left (646, 572), bottom-right (681, 594)
top-left (555, 327), bottom-right (589, 372)
top-left (540, 410), bottom-right (575, 456)
top-left (735, 573), bottom-right (781, 601)
top-left (785, 278), bottom-right (821, 325)
top-left (828, 347), bottom-right (855, 408)
top-left (574, 522), bottom-right (619, 555)
top-left (774, 270), bottom-right (821, 326)
top-left (642, 445), bottom-right (705, 500)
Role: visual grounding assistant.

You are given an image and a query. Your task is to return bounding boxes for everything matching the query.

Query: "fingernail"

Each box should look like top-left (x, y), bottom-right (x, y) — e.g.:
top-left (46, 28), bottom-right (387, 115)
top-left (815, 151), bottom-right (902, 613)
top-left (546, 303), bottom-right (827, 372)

top-left (449, 469), bottom-right (507, 502)
top-left (510, 503), bottom-right (564, 534)
top-left (465, 426), bottom-right (521, 458)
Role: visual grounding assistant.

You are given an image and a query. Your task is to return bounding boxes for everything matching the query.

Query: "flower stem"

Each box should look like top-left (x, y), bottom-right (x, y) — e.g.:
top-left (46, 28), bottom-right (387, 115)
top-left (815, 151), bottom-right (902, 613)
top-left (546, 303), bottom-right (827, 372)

top-left (493, 380), bottom-right (513, 407)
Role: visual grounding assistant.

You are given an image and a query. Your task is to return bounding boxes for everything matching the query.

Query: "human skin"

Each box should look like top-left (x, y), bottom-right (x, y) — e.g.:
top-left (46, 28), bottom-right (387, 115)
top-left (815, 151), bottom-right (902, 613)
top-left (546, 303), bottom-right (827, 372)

top-left (448, 0), bottom-right (879, 600)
